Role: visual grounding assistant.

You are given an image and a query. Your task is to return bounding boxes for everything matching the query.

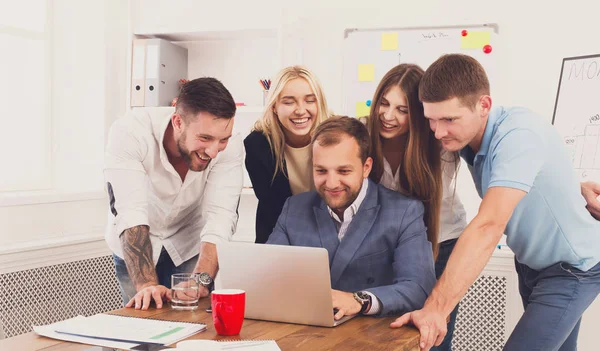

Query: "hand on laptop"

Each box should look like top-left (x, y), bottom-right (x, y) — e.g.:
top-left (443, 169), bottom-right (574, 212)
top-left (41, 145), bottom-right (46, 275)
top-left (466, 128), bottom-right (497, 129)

top-left (126, 284), bottom-right (171, 310)
top-left (331, 289), bottom-right (361, 320)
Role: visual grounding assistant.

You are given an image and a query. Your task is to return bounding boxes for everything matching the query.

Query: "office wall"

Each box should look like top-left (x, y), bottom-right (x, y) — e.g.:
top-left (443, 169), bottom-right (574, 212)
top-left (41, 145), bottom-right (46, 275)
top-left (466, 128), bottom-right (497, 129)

top-left (51, 0), bottom-right (105, 192)
top-left (0, 0), bottom-right (129, 270)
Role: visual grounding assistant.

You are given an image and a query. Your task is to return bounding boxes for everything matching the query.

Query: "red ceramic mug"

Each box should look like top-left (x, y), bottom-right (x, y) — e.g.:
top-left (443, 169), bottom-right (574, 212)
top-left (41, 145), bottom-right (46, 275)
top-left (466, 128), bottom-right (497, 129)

top-left (211, 289), bottom-right (246, 336)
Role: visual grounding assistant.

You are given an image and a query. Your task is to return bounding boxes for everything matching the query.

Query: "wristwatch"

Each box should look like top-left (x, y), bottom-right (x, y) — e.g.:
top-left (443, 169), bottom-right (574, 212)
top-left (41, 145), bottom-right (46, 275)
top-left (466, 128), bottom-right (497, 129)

top-left (196, 272), bottom-right (214, 292)
top-left (353, 291), bottom-right (372, 314)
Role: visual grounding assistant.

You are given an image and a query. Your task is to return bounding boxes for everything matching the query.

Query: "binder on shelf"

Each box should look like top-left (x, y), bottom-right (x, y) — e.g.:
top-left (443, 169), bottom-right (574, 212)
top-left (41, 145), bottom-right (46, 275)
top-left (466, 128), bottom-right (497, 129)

top-left (130, 39), bottom-right (147, 107)
top-left (144, 38), bottom-right (188, 107)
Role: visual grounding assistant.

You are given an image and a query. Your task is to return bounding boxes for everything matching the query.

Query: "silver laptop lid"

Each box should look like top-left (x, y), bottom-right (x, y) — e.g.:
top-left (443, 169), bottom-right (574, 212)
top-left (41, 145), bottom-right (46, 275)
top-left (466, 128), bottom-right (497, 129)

top-left (217, 242), bottom-right (337, 327)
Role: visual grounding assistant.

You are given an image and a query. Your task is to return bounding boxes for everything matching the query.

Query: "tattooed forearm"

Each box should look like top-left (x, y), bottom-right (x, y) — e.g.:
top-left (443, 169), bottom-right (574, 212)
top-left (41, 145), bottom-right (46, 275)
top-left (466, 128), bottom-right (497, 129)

top-left (120, 225), bottom-right (158, 290)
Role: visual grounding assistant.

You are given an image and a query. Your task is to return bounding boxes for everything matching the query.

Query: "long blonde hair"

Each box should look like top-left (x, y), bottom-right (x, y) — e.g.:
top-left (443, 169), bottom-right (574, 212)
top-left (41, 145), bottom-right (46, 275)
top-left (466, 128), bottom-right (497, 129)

top-left (366, 64), bottom-right (443, 259)
top-left (253, 66), bottom-right (330, 180)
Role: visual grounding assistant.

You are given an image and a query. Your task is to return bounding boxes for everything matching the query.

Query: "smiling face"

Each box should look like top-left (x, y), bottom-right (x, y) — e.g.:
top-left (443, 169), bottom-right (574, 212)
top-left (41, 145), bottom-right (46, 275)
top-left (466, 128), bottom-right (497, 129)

top-left (378, 85), bottom-right (410, 141)
top-left (173, 112), bottom-right (234, 172)
top-left (313, 134), bottom-right (372, 217)
top-left (274, 78), bottom-right (318, 147)
top-left (423, 96), bottom-right (490, 152)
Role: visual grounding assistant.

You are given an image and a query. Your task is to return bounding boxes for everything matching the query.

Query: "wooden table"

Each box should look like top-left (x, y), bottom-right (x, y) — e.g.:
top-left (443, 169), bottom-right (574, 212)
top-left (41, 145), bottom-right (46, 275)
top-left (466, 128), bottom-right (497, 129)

top-left (0, 299), bottom-right (420, 351)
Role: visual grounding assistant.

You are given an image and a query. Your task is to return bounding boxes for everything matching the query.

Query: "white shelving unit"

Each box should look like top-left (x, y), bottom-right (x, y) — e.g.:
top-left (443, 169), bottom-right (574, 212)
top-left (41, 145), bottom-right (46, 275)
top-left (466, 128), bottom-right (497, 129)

top-left (125, 5), bottom-right (286, 242)
top-left (128, 25), bottom-right (283, 106)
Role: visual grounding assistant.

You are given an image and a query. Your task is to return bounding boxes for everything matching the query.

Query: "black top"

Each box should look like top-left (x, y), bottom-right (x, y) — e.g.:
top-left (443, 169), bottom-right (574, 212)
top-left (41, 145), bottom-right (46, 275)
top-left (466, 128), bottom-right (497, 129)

top-left (244, 131), bottom-right (293, 243)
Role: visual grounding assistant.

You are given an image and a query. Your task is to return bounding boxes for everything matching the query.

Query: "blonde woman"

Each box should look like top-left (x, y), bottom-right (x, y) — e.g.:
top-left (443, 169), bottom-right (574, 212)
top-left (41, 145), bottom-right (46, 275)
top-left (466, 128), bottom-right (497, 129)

top-left (244, 66), bottom-right (330, 243)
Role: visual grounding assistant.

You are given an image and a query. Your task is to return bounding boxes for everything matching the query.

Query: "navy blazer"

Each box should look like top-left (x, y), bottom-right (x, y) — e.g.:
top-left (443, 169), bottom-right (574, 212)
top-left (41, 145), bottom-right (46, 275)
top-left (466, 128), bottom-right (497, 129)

top-left (267, 179), bottom-right (436, 317)
top-left (244, 131), bottom-right (293, 244)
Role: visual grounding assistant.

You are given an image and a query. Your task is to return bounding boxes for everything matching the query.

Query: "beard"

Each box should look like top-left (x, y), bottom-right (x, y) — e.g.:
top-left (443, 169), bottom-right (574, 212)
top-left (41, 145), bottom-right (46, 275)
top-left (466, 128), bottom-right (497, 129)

top-left (318, 186), bottom-right (361, 215)
top-left (177, 133), bottom-right (210, 172)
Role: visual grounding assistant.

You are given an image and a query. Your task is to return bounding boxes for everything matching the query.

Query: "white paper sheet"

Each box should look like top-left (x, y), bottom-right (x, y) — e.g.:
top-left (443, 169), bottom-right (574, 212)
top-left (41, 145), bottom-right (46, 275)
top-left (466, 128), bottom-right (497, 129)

top-left (53, 314), bottom-right (206, 345)
top-left (33, 316), bottom-right (139, 350)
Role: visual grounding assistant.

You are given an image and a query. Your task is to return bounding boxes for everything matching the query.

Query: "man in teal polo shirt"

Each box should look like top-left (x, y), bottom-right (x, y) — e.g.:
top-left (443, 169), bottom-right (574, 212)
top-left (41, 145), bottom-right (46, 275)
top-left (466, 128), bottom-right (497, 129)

top-left (391, 54), bottom-right (600, 351)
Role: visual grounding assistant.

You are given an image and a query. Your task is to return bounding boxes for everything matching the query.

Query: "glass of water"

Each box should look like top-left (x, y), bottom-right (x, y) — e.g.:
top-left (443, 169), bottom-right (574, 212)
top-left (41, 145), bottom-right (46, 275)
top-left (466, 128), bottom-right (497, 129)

top-left (170, 273), bottom-right (200, 310)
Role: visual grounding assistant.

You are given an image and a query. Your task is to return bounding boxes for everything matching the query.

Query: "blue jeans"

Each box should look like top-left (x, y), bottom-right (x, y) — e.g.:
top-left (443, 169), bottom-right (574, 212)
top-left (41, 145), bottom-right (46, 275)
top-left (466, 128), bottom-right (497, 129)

top-left (504, 259), bottom-right (600, 351)
top-left (431, 238), bottom-right (460, 351)
top-left (113, 247), bottom-right (198, 305)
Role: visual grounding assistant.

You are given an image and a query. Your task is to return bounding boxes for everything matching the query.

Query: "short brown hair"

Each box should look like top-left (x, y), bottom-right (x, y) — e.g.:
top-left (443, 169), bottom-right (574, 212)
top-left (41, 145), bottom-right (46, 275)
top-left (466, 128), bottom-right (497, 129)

top-left (419, 54), bottom-right (490, 109)
top-left (176, 77), bottom-right (236, 121)
top-left (312, 116), bottom-right (371, 163)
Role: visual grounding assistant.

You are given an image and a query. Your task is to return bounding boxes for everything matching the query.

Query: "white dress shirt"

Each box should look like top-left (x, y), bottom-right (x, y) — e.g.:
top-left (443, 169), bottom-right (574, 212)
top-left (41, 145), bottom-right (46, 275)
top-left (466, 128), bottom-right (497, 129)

top-left (380, 152), bottom-right (467, 243)
top-left (104, 108), bottom-right (243, 266)
top-left (327, 178), bottom-right (380, 315)
top-left (328, 178), bottom-right (369, 241)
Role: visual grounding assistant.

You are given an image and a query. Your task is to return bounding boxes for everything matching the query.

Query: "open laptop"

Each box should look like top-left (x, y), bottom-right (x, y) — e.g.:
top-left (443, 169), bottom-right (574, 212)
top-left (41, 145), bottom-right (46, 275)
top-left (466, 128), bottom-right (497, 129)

top-left (216, 241), bottom-right (356, 327)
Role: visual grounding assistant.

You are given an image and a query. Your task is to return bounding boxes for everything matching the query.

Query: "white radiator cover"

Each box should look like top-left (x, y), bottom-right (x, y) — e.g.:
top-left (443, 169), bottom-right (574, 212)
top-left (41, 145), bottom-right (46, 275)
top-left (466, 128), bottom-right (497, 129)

top-left (453, 249), bottom-right (521, 350)
top-left (0, 255), bottom-right (123, 338)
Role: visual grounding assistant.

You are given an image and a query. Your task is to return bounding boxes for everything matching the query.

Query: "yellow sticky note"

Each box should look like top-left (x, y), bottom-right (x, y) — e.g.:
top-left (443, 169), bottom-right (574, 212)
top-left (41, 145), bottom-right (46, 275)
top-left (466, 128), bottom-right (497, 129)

top-left (461, 31), bottom-right (491, 49)
top-left (358, 64), bottom-right (375, 82)
top-left (356, 102), bottom-right (371, 117)
top-left (381, 33), bottom-right (398, 50)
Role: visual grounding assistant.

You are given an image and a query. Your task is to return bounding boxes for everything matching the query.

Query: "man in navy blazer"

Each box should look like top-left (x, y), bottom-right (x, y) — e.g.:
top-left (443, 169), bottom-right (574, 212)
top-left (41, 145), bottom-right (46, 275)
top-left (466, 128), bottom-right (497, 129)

top-left (267, 117), bottom-right (436, 320)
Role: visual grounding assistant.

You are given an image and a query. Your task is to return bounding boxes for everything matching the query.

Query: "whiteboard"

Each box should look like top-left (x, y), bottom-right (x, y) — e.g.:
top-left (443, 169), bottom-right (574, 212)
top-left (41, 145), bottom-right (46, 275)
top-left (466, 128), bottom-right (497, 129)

top-left (342, 24), bottom-right (500, 223)
top-left (552, 54), bottom-right (600, 183)
top-left (342, 24), bottom-right (499, 117)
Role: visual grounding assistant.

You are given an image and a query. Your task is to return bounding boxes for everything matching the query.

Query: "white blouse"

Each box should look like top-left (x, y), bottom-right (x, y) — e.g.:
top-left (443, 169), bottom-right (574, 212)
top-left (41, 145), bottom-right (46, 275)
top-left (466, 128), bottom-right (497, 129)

top-left (380, 152), bottom-right (467, 243)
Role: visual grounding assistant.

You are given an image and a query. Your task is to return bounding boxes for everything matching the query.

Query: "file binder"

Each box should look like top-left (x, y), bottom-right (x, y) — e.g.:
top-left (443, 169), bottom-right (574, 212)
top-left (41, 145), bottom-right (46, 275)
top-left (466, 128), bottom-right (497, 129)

top-left (130, 39), bottom-right (147, 107)
top-left (144, 39), bottom-right (188, 107)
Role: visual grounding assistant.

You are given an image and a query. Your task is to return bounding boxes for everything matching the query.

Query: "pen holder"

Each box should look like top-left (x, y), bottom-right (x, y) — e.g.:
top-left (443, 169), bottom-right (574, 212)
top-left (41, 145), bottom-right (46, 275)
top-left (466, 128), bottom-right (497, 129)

top-left (262, 90), bottom-right (269, 106)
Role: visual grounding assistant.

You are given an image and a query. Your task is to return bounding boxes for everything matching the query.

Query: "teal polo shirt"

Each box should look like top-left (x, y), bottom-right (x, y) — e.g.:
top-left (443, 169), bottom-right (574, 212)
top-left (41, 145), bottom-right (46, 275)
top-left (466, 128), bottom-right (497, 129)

top-left (460, 106), bottom-right (600, 271)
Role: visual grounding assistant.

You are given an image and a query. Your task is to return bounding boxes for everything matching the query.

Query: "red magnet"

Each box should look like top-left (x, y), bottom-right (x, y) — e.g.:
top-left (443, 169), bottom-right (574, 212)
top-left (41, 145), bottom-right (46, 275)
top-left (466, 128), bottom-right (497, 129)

top-left (461, 29), bottom-right (468, 37)
top-left (483, 44), bottom-right (492, 54)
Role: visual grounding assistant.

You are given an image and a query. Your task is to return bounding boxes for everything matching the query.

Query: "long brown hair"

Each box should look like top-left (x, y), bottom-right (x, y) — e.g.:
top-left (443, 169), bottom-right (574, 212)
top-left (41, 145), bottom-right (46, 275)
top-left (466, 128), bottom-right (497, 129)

top-left (253, 66), bottom-right (330, 180)
top-left (366, 64), bottom-right (442, 259)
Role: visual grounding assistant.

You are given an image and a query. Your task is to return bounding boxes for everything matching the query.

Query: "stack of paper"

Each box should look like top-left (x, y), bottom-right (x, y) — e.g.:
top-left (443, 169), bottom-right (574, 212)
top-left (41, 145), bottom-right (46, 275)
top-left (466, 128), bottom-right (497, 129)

top-left (34, 316), bottom-right (139, 350)
top-left (34, 314), bottom-right (206, 349)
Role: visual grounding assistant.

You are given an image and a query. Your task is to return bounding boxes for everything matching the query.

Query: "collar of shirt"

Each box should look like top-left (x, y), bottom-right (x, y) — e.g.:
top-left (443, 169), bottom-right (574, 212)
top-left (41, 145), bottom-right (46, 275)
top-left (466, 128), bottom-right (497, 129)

top-left (460, 106), bottom-right (503, 165)
top-left (328, 178), bottom-right (369, 224)
top-left (380, 157), bottom-right (401, 191)
top-left (154, 111), bottom-right (176, 168)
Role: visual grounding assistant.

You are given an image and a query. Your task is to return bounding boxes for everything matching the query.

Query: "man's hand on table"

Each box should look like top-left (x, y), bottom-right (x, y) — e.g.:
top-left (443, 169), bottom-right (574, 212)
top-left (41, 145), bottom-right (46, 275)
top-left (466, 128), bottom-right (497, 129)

top-left (390, 304), bottom-right (448, 351)
top-left (126, 284), bottom-right (171, 310)
top-left (126, 283), bottom-right (210, 310)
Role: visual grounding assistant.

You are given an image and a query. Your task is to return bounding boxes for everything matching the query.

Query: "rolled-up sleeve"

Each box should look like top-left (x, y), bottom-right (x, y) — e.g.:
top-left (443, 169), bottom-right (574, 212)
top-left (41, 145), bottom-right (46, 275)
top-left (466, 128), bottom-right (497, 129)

top-left (197, 134), bottom-right (244, 244)
top-left (104, 121), bottom-right (149, 238)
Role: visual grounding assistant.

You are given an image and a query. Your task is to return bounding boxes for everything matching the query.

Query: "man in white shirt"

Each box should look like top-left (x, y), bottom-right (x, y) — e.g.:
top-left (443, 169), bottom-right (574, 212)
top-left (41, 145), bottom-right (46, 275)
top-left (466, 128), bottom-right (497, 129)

top-left (104, 78), bottom-right (243, 310)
